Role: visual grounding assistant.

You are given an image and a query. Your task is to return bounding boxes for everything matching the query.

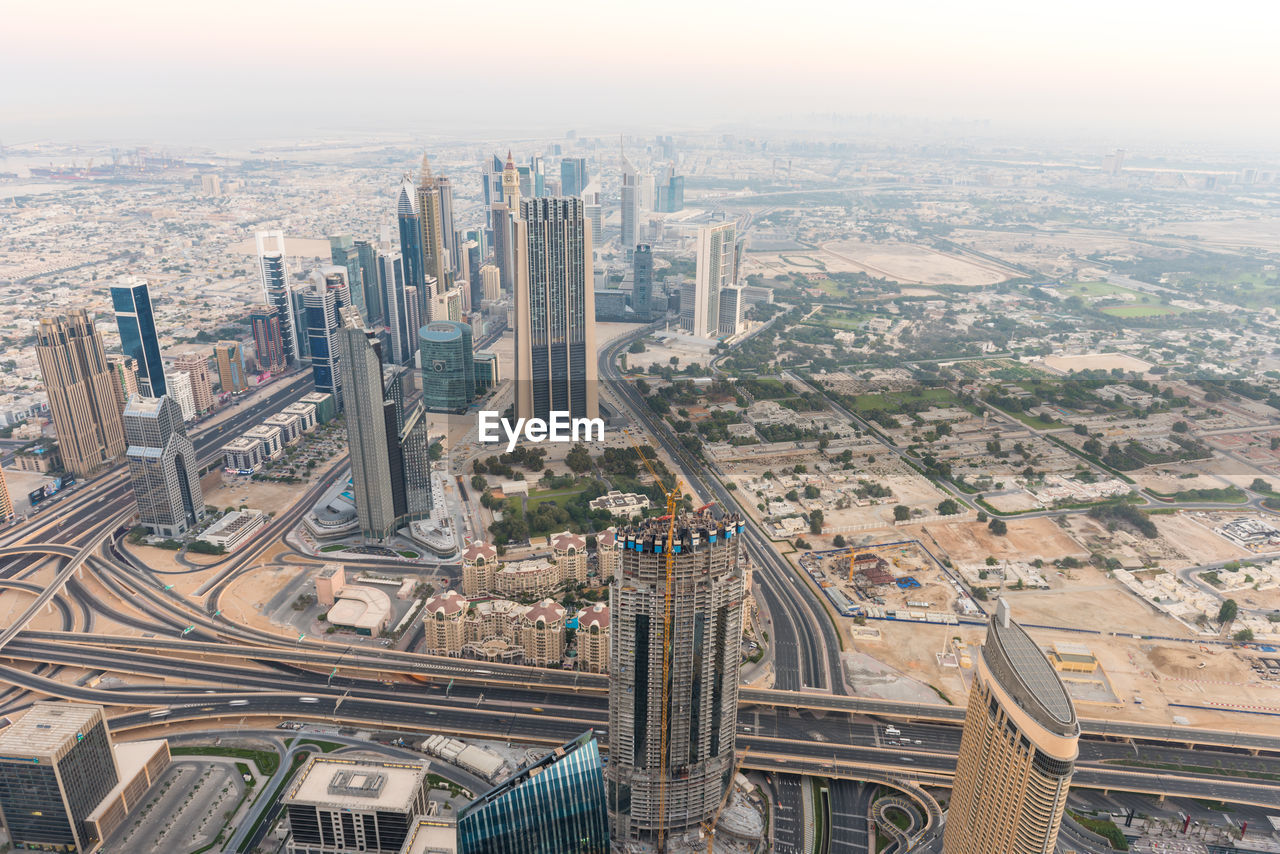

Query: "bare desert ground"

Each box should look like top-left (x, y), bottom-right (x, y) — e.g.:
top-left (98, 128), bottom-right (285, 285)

top-left (921, 517), bottom-right (1090, 564)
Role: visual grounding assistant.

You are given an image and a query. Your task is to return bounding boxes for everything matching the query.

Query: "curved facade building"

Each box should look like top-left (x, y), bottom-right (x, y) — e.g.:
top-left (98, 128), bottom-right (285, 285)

top-left (419, 321), bottom-right (474, 413)
top-left (943, 600), bottom-right (1079, 854)
top-left (607, 511), bottom-right (746, 843)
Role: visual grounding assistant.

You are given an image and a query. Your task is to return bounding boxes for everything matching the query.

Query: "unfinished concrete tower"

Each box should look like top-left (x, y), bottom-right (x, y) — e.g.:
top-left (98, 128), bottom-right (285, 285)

top-left (606, 510), bottom-right (746, 844)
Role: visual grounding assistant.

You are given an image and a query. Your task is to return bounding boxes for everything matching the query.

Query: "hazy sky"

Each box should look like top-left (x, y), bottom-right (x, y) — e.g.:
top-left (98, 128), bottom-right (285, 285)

top-left (3, 0), bottom-right (1279, 149)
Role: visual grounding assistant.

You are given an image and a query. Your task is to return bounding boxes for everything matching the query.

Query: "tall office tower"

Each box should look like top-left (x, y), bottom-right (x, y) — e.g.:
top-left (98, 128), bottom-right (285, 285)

top-left (396, 175), bottom-right (423, 300)
top-left (110, 277), bottom-right (166, 397)
top-left (337, 307), bottom-right (432, 539)
top-left (481, 152), bottom-right (505, 229)
top-left (430, 287), bottom-right (463, 324)
top-left (514, 197), bottom-right (598, 422)
top-left (249, 305), bottom-right (286, 374)
top-left (490, 151), bottom-right (521, 295)
top-left (305, 269), bottom-right (350, 410)
top-left (167, 371), bottom-right (197, 421)
top-left (214, 341), bottom-right (249, 394)
top-left (718, 286), bottom-right (743, 337)
top-left (607, 511), bottom-right (746, 843)
top-left (679, 280), bottom-right (697, 334)
top-left (172, 352), bottom-right (214, 414)
top-left (378, 251), bottom-right (411, 365)
top-left (560, 156), bottom-right (588, 198)
top-left (584, 193), bottom-right (603, 246)
top-left (106, 354), bottom-right (140, 414)
top-left (638, 172), bottom-right (657, 211)
top-left (691, 222), bottom-right (736, 339)
top-left (338, 306), bottom-right (399, 540)
top-left (354, 239), bottom-right (383, 324)
top-left (420, 321), bottom-right (475, 413)
top-left (404, 287), bottom-right (422, 355)
top-left (329, 234), bottom-right (366, 321)
top-left (463, 240), bottom-right (482, 309)
top-left (415, 155), bottom-right (450, 308)
top-left (620, 154), bottom-right (639, 259)
top-left (530, 153), bottom-right (545, 197)
top-left (256, 230), bottom-right (299, 366)
top-left (457, 731), bottom-right (610, 854)
top-left (437, 172), bottom-right (457, 270)
top-left (481, 264), bottom-right (501, 302)
top-left (0, 466), bottom-right (13, 522)
top-left (123, 394), bottom-right (204, 537)
top-left (942, 600), bottom-right (1079, 854)
top-left (289, 284), bottom-right (311, 360)
top-left (666, 174), bottom-right (684, 212)
top-left (632, 244), bottom-right (653, 321)
top-left (516, 164), bottom-right (533, 199)
top-left (35, 311), bottom-right (127, 478)
top-left (0, 703), bottom-right (120, 852)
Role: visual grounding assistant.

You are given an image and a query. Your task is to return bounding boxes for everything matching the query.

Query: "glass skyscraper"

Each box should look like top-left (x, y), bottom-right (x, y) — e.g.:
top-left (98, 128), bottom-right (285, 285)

top-left (419, 321), bottom-right (475, 414)
top-left (111, 277), bottom-right (166, 397)
top-left (306, 268), bottom-right (350, 410)
top-left (256, 230), bottom-right (299, 366)
top-left (632, 244), bottom-right (653, 322)
top-left (457, 731), bottom-right (609, 854)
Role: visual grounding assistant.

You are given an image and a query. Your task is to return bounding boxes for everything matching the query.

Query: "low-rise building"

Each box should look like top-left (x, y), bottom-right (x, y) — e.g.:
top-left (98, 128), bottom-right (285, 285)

top-left (588, 490), bottom-right (651, 518)
top-left (222, 436), bottom-right (263, 473)
top-left (300, 391), bottom-right (336, 424)
top-left (244, 424), bottom-right (284, 460)
top-left (198, 509), bottom-right (267, 552)
top-left (264, 412), bottom-right (303, 445)
top-left (281, 401), bottom-right (318, 432)
top-left (283, 756), bottom-right (430, 854)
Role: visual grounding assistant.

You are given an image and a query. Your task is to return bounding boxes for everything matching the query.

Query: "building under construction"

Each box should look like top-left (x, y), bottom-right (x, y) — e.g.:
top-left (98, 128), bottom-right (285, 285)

top-left (606, 510), bottom-right (746, 845)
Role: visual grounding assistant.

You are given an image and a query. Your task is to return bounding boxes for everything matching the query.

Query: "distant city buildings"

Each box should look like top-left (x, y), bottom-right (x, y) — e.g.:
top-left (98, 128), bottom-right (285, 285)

top-left (214, 340), bottom-right (249, 394)
top-left (456, 731), bottom-right (609, 854)
top-left (514, 197), bottom-right (598, 422)
top-left (942, 600), bottom-right (1079, 854)
top-left (329, 234), bottom-right (366, 322)
top-left (35, 310), bottom-right (126, 477)
top-left (607, 511), bottom-right (746, 843)
top-left (560, 156), bottom-right (589, 198)
top-left (123, 394), bottom-right (204, 538)
top-left (111, 276), bottom-right (166, 397)
top-left (620, 153), bottom-right (639, 258)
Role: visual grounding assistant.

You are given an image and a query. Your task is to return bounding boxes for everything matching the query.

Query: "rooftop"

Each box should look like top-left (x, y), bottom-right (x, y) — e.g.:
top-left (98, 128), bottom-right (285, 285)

top-left (985, 601), bottom-right (1078, 738)
top-left (285, 756), bottom-right (427, 812)
top-left (0, 702), bottom-right (104, 759)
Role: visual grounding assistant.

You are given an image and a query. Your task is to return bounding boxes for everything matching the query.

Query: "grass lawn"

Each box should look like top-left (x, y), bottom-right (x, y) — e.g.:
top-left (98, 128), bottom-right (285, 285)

top-left (809, 306), bottom-right (866, 330)
top-left (851, 387), bottom-right (959, 412)
top-left (527, 487), bottom-right (587, 513)
top-left (171, 746), bottom-right (280, 776)
top-left (1062, 280), bottom-right (1128, 296)
top-left (319, 544), bottom-right (347, 553)
top-left (1100, 304), bottom-right (1185, 318)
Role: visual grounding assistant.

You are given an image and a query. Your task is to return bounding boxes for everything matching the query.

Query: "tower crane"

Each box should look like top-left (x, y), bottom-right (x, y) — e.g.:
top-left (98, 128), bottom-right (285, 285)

top-left (624, 428), bottom-right (681, 851)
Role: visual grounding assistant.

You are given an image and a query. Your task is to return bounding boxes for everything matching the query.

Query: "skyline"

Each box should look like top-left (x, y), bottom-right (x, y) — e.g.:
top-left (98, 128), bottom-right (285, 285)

top-left (3, 1), bottom-right (1280, 148)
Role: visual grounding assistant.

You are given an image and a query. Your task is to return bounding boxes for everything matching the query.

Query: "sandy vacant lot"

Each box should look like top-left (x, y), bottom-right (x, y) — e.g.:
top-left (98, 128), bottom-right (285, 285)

top-left (921, 517), bottom-right (1089, 564)
top-left (1036, 353), bottom-right (1154, 374)
top-left (221, 561), bottom-right (314, 637)
top-left (1150, 513), bottom-right (1250, 567)
top-left (822, 240), bottom-right (1010, 286)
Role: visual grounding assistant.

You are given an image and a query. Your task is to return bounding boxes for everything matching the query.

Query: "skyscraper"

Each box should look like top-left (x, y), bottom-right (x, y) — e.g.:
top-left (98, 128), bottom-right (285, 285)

top-left (480, 264), bottom-right (501, 303)
top-left (0, 703), bottom-right (120, 852)
top-left (397, 177), bottom-right (423, 312)
top-left (378, 250), bottom-right (411, 365)
top-left (620, 153), bottom-right (639, 259)
top-left (249, 305), bottom-right (286, 374)
top-left (257, 231), bottom-right (299, 366)
top-left (336, 306), bottom-right (432, 541)
top-left (214, 341), bottom-right (249, 394)
top-left (420, 321), bottom-right (475, 414)
top-left (942, 600), bottom-right (1079, 854)
top-left (35, 311), bottom-right (127, 478)
top-left (690, 222), bottom-right (736, 339)
top-left (607, 510), bottom-right (746, 844)
top-left (123, 394), bottom-right (204, 537)
top-left (458, 730), bottom-right (610, 854)
top-left (106, 354), bottom-right (140, 414)
top-left (632, 244), bottom-right (653, 322)
top-left (329, 234), bottom-right (366, 321)
top-left (560, 156), bottom-right (588, 198)
top-left (437, 172), bottom-right (458, 272)
top-left (172, 352), bottom-right (214, 414)
top-left (306, 268), bottom-right (350, 410)
top-left (514, 197), bottom-right (598, 422)
top-left (490, 151), bottom-right (521, 296)
top-left (718, 285), bottom-right (743, 338)
top-left (481, 152), bottom-right (505, 229)
top-left (167, 370), bottom-right (197, 421)
top-left (111, 277), bottom-right (166, 397)
top-left (416, 154), bottom-right (450, 309)
top-left (355, 239), bottom-right (383, 324)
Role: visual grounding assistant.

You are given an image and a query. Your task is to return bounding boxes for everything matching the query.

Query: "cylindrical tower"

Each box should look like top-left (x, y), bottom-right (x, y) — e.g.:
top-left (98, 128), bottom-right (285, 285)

top-left (606, 510), bottom-right (746, 844)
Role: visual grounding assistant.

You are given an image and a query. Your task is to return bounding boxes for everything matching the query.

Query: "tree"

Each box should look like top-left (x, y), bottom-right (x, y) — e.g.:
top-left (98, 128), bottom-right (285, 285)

top-left (470, 474), bottom-right (487, 491)
top-left (809, 510), bottom-right (824, 535)
top-left (988, 518), bottom-right (1008, 536)
top-left (1218, 599), bottom-right (1238, 625)
top-left (893, 505), bottom-right (910, 522)
top-left (976, 510), bottom-right (988, 523)
top-left (565, 444), bottom-right (593, 474)
top-left (1234, 628), bottom-right (1254, 643)
top-left (786, 490), bottom-right (799, 502)
top-left (1250, 477), bottom-right (1273, 494)
top-left (833, 534), bottom-right (847, 548)
top-left (628, 339), bottom-right (646, 354)
top-left (936, 498), bottom-right (959, 516)
top-left (985, 556), bottom-right (999, 567)
top-left (804, 485), bottom-right (820, 500)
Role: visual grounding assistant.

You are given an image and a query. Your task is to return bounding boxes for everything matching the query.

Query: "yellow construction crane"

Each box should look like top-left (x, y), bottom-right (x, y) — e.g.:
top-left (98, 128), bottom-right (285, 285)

top-left (624, 428), bottom-right (681, 852)
top-left (702, 747), bottom-right (751, 853)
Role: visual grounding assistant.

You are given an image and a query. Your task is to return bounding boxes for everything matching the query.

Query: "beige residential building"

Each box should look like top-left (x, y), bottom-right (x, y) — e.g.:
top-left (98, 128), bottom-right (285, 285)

top-left (551, 531), bottom-right (588, 584)
top-left (942, 600), bottom-right (1079, 854)
top-left (575, 602), bottom-right (610, 673)
top-left (517, 599), bottom-right (567, 666)
top-left (597, 528), bottom-right (620, 580)
top-left (0, 467), bottom-right (13, 522)
top-left (35, 311), bottom-right (127, 477)
top-left (172, 352), bottom-right (215, 413)
top-left (422, 590), bottom-right (468, 656)
top-left (480, 263), bottom-right (501, 302)
top-left (461, 542), bottom-right (499, 596)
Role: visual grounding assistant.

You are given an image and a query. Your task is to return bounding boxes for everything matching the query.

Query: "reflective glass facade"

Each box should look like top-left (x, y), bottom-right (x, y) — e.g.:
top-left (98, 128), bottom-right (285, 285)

top-left (112, 281), bottom-right (166, 397)
top-left (419, 321), bottom-right (475, 413)
top-left (457, 731), bottom-right (609, 854)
